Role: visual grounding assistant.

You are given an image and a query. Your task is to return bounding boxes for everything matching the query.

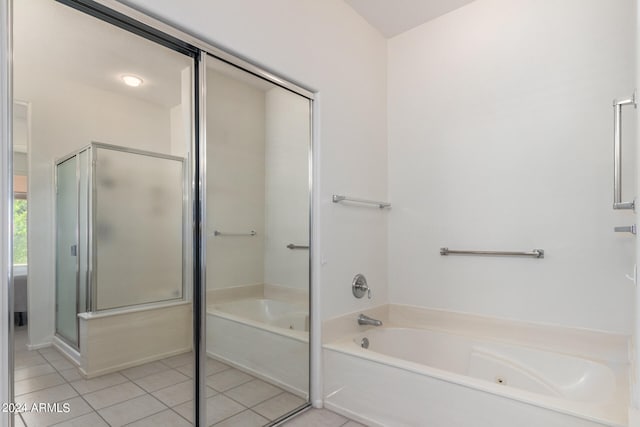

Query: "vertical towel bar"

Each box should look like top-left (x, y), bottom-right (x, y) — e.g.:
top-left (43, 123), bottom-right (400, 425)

top-left (613, 93), bottom-right (636, 210)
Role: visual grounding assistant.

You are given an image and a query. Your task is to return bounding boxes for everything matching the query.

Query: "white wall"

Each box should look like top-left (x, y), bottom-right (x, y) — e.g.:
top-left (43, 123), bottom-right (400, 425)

top-left (264, 88), bottom-right (310, 291)
top-left (206, 68), bottom-right (266, 289)
top-left (120, 0), bottom-right (389, 320)
top-left (388, 0), bottom-right (636, 333)
top-left (14, 75), bottom-right (173, 346)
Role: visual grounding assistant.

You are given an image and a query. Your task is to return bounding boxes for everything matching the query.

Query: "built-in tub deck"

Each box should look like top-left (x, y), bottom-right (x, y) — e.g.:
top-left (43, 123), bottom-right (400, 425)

top-left (323, 305), bottom-right (630, 427)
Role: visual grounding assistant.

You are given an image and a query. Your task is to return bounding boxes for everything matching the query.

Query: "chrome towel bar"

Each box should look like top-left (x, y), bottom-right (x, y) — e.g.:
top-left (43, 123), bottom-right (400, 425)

top-left (212, 230), bottom-right (256, 237)
top-left (613, 92), bottom-right (636, 210)
top-left (286, 243), bottom-right (309, 250)
top-left (440, 248), bottom-right (544, 259)
top-left (332, 194), bottom-right (391, 209)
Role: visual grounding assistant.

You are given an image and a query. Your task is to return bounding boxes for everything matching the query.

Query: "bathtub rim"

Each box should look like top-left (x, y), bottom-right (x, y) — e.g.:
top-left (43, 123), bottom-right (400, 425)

top-left (324, 328), bottom-right (627, 427)
top-left (206, 305), bottom-right (309, 343)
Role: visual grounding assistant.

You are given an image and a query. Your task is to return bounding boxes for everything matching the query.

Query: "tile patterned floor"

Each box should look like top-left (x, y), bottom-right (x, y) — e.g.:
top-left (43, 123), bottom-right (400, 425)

top-left (12, 328), bottom-right (364, 426)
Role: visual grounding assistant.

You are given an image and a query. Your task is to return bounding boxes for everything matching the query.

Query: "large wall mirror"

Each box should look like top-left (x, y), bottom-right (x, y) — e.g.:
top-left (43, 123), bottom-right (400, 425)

top-left (12, 0), bottom-right (196, 425)
top-left (10, 0), bottom-right (312, 426)
top-left (204, 55), bottom-right (311, 425)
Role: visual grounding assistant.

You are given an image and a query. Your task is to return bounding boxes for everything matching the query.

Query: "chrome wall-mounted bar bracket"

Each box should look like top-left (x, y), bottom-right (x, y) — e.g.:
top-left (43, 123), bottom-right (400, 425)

top-left (613, 91), bottom-right (637, 210)
top-left (614, 225), bottom-right (636, 235)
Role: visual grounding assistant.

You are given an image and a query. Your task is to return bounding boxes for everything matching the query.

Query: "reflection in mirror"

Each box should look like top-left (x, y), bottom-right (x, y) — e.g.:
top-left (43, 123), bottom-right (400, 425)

top-left (205, 56), bottom-right (311, 424)
top-left (13, 1), bottom-right (195, 425)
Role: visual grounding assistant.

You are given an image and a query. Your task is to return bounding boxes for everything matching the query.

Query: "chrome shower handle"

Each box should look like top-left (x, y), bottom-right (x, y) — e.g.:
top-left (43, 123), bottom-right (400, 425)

top-left (613, 93), bottom-right (636, 210)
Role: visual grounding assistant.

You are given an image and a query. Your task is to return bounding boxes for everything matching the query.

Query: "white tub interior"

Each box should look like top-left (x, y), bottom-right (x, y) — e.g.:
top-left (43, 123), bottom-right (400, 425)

top-left (324, 308), bottom-right (629, 427)
top-left (210, 298), bottom-right (308, 332)
top-left (354, 327), bottom-right (620, 405)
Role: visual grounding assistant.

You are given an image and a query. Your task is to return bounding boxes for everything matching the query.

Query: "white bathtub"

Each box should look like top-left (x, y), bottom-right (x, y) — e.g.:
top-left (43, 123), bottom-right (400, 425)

top-left (210, 299), bottom-right (308, 332)
top-left (324, 326), bottom-right (628, 427)
top-left (207, 298), bottom-right (309, 397)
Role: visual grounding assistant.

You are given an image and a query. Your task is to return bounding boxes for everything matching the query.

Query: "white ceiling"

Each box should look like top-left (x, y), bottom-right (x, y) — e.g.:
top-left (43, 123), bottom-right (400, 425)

top-left (13, 0), bottom-right (191, 108)
top-left (345, 0), bottom-right (477, 38)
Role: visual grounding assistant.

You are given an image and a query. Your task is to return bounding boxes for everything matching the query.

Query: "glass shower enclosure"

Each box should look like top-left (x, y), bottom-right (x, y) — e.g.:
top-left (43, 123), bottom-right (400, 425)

top-left (55, 142), bottom-right (185, 348)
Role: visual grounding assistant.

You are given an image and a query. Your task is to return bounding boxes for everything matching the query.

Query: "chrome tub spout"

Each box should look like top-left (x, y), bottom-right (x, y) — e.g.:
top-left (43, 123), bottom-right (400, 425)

top-left (358, 314), bottom-right (383, 326)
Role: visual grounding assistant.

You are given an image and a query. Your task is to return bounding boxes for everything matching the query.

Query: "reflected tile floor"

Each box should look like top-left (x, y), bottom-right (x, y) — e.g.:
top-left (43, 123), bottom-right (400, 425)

top-left (12, 328), bottom-right (364, 426)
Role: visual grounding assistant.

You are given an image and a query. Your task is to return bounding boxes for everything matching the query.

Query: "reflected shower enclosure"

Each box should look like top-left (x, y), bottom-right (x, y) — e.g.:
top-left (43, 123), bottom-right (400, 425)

top-left (55, 142), bottom-right (185, 349)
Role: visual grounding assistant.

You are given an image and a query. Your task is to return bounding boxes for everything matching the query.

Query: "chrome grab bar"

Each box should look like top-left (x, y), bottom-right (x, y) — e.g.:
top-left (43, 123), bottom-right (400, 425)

top-left (286, 243), bottom-right (309, 250)
top-left (613, 93), bottom-right (636, 210)
top-left (332, 194), bottom-right (391, 209)
top-left (212, 230), bottom-right (256, 237)
top-left (440, 248), bottom-right (544, 259)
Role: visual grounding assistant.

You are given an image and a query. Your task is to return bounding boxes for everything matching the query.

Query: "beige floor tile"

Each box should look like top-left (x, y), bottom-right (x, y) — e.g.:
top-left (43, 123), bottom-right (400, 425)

top-left (224, 379), bottom-right (282, 407)
top-left (97, 394), bottom-right (166, 427)
top-left (206, 369), bottom-right (253, 392)
top-left (15, 353), bottom-right (48, 369)
top-left (176, 359), bottom-right (230, 378)
top-left (15, 372), bottom-right (65, 396)
top-left (39, 347), bottom-right (66, 362)
top-left (83, 381), bottom-right (146, 410)
top-left (281, 409), bottom-right (347, 427)
top-left (211, 409), bottom-right (268, 427)
top-left (58, 368), bottom-right (83, 382)
top-left (126, 409), bottom-right (192, 427)
top-left (120, 361), bottom-right (168, 380)
top-left (69, 372), bottom-right (128, 395)
top-left (174, 394), bottom-right (244, 425)
top-left (160, 352), bottom-right (194, 368)
top-left (14, 383), bottom-right (78, 407)
top-left (14, 364), bottom-right (57, 381)
top-left (133, 369), bottom-right (189, 392)
top-left (172, 400), bottom-right (195, 423)
top-left (342, 421), bottom-right (367, 427)
top-left (152, 380), bottom-right (194, 407)
top-left (151, 380), bottom-right (216, 407)
top-left (206, 359), bottom-right (232, 375)
top-left (253, 393), bottom-right (306, 421)
top-left (21, 396), bottom-right (93, 427)
top-left (51, 412), bottom-right (109, 427)
top-left (204, 395), bottom-right (246, 426)
top-left (14, 414), bottom-right (26, 427)
top-left (48, 358), bottom-right (75, 371)
top-left (174, 364), bottom-right (194, 378)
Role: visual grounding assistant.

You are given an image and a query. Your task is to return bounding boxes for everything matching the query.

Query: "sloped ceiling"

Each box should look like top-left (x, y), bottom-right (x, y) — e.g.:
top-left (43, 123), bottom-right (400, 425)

top-left (345, 0), bottom-right (477, 38)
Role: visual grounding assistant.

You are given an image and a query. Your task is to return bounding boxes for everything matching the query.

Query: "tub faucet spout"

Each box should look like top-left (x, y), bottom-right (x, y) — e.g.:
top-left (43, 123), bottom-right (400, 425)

top-left (358, 314), bottom-right (383, 326)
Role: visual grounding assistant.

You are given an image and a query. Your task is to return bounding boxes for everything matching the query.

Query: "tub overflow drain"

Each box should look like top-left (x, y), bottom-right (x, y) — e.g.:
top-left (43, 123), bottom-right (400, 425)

top-left (495, 376), bottom-right (506, 385)
top-left (361, 337), bottom-right (369, 349)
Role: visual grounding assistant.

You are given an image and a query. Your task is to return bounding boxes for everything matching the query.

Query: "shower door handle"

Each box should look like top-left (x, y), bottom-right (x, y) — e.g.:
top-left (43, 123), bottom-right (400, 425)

top-left (70, 244), bottom-right (77, 256)
top-left (613, 93), bottom-right (636, 210)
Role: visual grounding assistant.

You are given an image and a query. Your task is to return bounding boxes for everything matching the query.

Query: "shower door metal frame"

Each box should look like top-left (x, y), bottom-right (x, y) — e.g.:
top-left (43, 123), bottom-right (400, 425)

top-left (53, 152), bottom-right (82, 350)
top-left (88, 142), bottom-right (188, 312)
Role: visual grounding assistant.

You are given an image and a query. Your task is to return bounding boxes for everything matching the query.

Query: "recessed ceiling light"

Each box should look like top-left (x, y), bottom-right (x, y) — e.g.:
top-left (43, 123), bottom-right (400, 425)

top-left (121, 74), bottom-right (143, 87)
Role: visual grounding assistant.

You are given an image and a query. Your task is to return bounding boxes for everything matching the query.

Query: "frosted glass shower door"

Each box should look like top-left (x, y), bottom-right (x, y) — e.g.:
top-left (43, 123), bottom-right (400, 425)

top-left (94, 146), bottom-right (184, 310)
top-left (55, 157), bottom-right (79, 346)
